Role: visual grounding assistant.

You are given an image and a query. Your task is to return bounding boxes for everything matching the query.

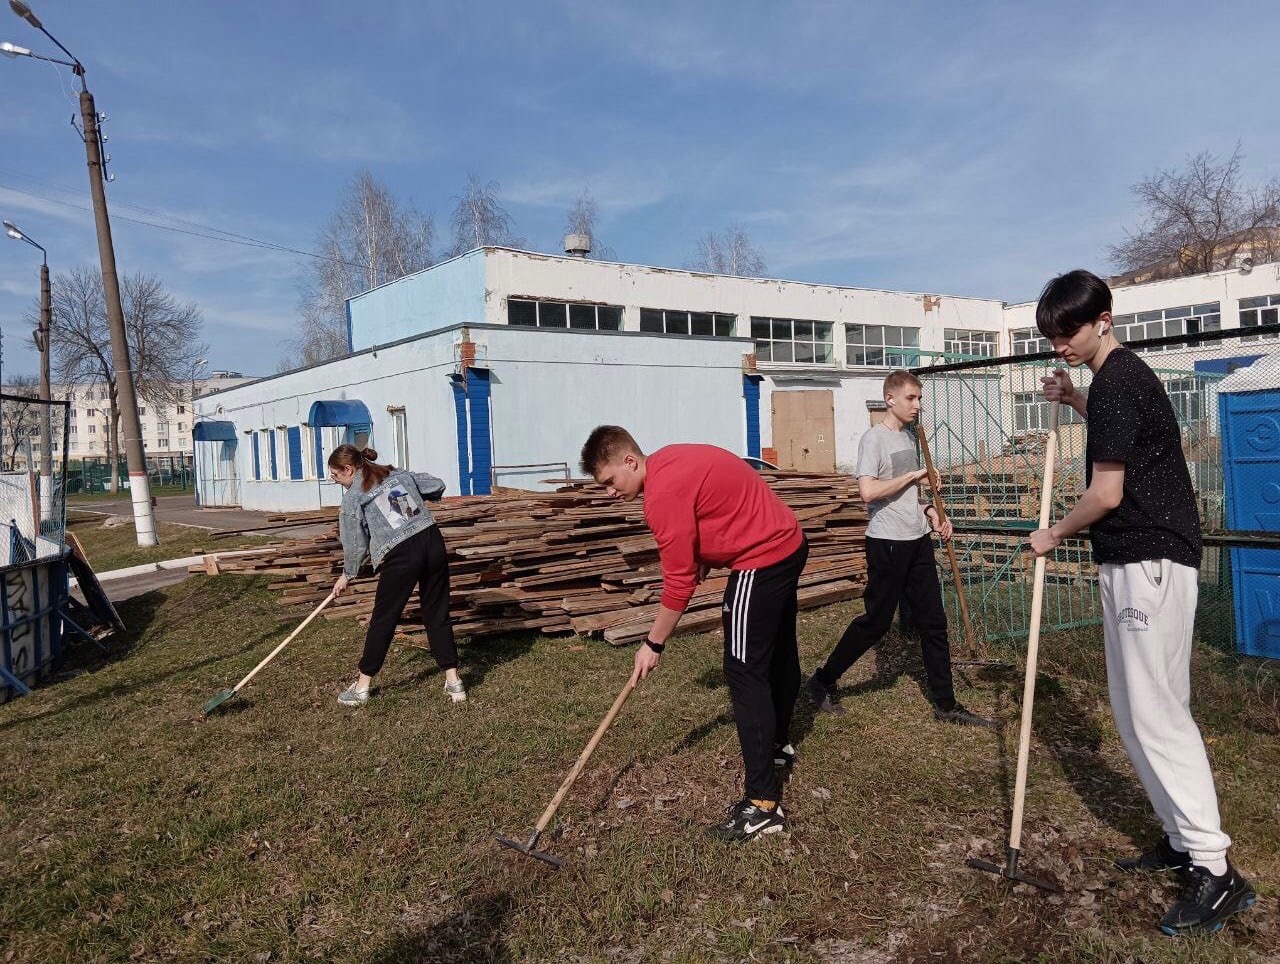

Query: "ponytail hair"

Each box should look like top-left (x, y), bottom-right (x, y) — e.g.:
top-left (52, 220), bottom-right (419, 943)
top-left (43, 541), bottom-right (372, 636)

top-left (328, 443), bottom-right (393, 491)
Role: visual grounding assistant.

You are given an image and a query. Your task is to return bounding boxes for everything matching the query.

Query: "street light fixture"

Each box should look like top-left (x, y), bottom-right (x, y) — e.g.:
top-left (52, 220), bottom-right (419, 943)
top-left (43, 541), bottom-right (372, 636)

top-left (3, 218), bottom-right (52, 516)
top-left (4, 0), bottom-right (158, 545)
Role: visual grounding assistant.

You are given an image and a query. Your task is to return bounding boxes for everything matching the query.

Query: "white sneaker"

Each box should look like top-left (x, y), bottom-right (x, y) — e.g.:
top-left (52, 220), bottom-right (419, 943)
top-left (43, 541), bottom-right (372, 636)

top-left (444, 678), bottom-right (467, 703)
top-left (338, 683), bottom-right (369, 707)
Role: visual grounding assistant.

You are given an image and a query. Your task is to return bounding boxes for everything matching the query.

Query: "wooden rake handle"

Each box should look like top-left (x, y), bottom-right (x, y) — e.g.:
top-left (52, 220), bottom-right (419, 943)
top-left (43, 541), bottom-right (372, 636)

top-left (1008, 401), bottom-right (1060, 852)
top-left (533, 675), bottom-right (637, 834)
top-left (232, 590), bottom-right (338, 695)
top-left (917, 425), bottom-right (979, 654)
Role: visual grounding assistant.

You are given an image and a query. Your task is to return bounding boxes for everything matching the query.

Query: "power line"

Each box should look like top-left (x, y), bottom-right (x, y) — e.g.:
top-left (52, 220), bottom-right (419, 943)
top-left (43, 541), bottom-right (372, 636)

top-left (0, 172), bottom-right (368, 269)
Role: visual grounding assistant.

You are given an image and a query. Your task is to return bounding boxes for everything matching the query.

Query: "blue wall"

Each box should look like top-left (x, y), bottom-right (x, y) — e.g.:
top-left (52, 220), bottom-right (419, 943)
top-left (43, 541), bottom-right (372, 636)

top-left (347, 251), bottom-right (488, 351)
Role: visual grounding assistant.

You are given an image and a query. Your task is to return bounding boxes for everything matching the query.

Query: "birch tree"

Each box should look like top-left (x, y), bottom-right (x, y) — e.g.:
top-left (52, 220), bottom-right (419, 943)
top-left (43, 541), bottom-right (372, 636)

top-left (687, 224), bottom-right (768, 277)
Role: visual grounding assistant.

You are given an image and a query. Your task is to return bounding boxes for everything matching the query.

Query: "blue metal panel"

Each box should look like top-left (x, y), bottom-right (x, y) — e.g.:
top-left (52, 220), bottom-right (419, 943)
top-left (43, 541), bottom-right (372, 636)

top-left (268, 430), bottom-right (278, 480)
top-left (743, 375), bottom-right (762, 458)
top-left (450, 374), bottom-right (471, 496)
top-left (467, 367), bottom-right (492, 495)
top-left (309, 399), bottom-right (372, 428)
top-left (193, 420), bottom-right (238, 442)
top-left (1194, 355), bottom-right (1264, 376)
top-left (251, 433), bottom-right (261, 480)
top-left (1220, 388), bottom-right (1280, 657)
top-left (314, 426), bottom-right (325, 478)
top-left (345, 299), bottom-right (354, 354)
top-left (287, 426), bottom-right (304, 480)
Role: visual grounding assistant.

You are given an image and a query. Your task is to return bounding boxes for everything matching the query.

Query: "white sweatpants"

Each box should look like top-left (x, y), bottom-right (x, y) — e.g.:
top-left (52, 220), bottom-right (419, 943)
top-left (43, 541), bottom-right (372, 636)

top-left (1099, 559), bottom-right (1231, 864)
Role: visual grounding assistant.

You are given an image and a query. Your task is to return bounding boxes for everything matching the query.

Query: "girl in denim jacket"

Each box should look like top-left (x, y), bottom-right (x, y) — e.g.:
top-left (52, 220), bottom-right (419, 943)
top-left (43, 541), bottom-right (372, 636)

top-left (328, 444), bottom-right (464, 706)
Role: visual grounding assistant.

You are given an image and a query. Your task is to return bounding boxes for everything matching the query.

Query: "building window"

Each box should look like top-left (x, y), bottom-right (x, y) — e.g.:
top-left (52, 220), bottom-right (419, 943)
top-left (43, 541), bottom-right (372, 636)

top-left (1164, 377), bottom-right (1208, 423)
top-left (639, 309), bottom-right (736, 337)
top-left (86, 408), bottom-right (96, 418)
top-left (1012, 392), bottom-right (1083, 432)
top-left (751, 317), bottom-right (834, 364)
top-left (88, 425), bottom-right (97, 434)
top-left (157, 438), bottom-right (169, 449)
top-left (178, 405), bottom-right (186, 414)
top-left (139, 407), bottom-right (146, 416)
top-left (1012, 328), bottom-right (1051, 355)
top-left (944, 328), bottom-right (998, 358)
top-left (845, 324), bottom-right (920, 367)
top-left (69, 425), bottom-right (77, 435)
top-left (507, 298), bottom-right (623, 331)
top-left (1113, 303), bottom-right (1221, 353)
top-left (1240, 294), bottom-right (1280, 342)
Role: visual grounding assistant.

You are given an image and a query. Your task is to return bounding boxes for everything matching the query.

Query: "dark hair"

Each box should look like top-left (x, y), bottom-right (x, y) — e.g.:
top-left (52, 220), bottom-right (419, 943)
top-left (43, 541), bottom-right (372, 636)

top-left (883, 370), bottom-right (921, 398)
top-left (579, 425), bottom-right (642, 475)
top-left (328, 444), bottom-right (392, 491)
top-left (1035, 269), bottom-right (1112, 339)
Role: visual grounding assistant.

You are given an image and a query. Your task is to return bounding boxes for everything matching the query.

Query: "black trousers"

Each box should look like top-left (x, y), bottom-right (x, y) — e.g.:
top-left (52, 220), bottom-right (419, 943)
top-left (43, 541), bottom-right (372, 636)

top-left (359, 525), bottom-right (458, 677)
top-left (721, 538), bottom-right (808, 803)
top-left (814, 534), bottom-right (956, 710)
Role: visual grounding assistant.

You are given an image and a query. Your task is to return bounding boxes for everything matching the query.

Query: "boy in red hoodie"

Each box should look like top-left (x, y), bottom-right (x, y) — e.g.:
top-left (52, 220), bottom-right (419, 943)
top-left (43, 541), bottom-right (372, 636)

top-left (581, 426), bottom-right (808, 841)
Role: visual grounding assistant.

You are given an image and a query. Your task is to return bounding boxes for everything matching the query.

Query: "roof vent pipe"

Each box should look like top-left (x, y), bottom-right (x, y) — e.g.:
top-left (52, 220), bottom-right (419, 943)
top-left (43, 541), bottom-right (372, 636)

top-left (564, 233), bottom-right (591, 258)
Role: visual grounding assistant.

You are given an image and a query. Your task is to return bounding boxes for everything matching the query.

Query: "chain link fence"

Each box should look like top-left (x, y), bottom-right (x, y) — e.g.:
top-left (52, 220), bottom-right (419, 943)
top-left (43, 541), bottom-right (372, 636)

top-left (912, 323), bottom-right (1280, 658)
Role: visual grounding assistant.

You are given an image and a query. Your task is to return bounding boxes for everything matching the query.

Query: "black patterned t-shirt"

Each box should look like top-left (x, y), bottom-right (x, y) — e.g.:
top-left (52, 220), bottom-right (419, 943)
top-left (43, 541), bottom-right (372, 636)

top-left (1085, 347), bottom-right (1201, 568)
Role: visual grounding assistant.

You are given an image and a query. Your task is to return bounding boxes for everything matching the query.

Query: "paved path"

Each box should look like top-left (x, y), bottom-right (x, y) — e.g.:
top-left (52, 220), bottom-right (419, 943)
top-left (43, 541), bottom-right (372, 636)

top-left (68, 494), bottom-right (332, 539)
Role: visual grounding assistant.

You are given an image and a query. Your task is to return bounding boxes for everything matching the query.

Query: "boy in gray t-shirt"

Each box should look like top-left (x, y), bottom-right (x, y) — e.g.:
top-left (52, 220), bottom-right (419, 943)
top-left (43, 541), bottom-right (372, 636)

top-left (806, 371), bottom-right (992, 727)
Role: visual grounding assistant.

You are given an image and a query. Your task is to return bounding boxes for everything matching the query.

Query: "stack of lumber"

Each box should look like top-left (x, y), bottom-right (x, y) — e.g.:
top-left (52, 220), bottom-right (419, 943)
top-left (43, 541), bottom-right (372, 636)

top-left (196, 474), bottom-right (869, 645)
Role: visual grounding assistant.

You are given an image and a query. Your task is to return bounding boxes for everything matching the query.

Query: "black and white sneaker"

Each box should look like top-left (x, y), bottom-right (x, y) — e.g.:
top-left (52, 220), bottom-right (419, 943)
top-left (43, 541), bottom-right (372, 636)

top-left (933, 703), bottom-right (996, 728)
top-left (706, 800), bottom-right (786, 842)
top-left (1159, 862), bottom-right (1256, 936)
top-left (804, 675), bottom-right (845, 715)
top-left (773, 743), bottom-right (796, 779)
top-left (1115, 834), bottom-right (1192, 873)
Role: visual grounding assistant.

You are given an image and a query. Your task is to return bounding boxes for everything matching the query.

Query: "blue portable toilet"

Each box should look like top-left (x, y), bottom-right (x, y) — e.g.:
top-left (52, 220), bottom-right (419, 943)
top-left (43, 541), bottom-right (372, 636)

top-left (1218, 353), bottom-right (1280, 657)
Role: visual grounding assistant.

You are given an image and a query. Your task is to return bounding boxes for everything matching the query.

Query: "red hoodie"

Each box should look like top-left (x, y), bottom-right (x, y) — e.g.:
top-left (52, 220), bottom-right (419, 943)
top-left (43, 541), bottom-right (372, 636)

top-left (644, 444), bottom-right (804, 612)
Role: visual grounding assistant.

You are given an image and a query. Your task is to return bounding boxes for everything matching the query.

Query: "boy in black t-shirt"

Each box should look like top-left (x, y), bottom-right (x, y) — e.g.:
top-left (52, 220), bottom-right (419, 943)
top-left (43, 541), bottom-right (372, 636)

top-left (1030, 270), bottom-right (1254, 937)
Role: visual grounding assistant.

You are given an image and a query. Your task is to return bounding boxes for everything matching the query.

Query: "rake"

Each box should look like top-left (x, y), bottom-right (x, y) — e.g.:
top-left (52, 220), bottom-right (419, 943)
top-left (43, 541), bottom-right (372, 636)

top-left (202, 590), bottom-right (337, 715)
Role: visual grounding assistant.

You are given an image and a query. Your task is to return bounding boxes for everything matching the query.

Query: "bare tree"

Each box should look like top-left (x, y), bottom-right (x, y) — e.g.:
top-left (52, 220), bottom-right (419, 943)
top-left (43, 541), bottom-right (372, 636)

top-left (447, 174), bottom-right (526, 258)
top-left (1, 374), bottom-right (40, 470)
top-left (40, 266), bottom-right (208, 492)
top-left (293, 170), bottom-right (436, 368)
top-left (687, 225), bottom-right (768, 277)
top-left (1109, 146), bottom-right (1280, 281)
top-left (563, 189), bottom-right (617, 260)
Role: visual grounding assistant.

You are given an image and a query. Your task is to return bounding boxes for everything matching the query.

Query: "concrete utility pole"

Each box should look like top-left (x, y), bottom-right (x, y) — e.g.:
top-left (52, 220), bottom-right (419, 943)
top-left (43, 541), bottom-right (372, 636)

top-left (2, 218), bottom-right (52, 517)
top-left (3, 0), bottom-right (158, 544)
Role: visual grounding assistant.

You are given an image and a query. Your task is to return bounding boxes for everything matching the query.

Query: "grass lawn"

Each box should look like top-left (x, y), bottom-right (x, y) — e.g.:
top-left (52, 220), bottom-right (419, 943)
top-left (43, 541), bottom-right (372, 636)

top-left (67, 484), bottom-right (194, 504)
top-left (0, 576), bottom-right (1276, 962)
top-left (64, 515), bottom-right (269, 573)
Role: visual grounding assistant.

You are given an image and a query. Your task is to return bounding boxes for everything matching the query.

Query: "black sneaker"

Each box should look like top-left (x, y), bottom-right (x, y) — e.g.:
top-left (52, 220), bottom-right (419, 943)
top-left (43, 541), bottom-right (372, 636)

top-left (933, 703), bottom-right (996, 728)
top-left (773, 743), bottom-right (796, 779)
top-left (1159, 862), bottom-right (1256, 936)
top-left (706, 800), bottom-right (786, 842)
top-left (1115, 834), bottom-right (1192, 873)
top-left (804, 674), bottom-right (845, 715)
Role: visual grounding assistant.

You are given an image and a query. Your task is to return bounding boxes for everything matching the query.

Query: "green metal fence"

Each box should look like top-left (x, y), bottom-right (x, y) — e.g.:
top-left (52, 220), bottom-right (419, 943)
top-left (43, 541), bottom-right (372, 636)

top-left (912, 327), bottom-right (1276, 656)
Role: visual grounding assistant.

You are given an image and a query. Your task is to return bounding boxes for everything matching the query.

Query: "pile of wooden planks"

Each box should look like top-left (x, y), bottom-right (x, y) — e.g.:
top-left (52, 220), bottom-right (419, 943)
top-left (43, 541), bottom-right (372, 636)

top-left (196, 474), bottom-right (869, 645)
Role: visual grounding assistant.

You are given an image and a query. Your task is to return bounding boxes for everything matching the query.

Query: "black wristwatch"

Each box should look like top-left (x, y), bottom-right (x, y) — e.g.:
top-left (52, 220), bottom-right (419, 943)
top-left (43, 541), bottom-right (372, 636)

top-left (644, 638), bottom-right (666, 654)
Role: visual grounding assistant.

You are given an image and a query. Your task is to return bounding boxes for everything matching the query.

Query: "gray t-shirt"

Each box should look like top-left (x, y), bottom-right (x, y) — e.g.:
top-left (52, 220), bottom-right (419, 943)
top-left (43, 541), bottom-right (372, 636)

top-left (856, 424), bottom-right (929, 541)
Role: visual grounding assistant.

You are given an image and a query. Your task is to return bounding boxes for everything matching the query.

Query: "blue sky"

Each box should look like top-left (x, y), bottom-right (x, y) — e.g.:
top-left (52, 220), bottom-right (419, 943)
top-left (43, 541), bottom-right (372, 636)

top-left (2, 0), bottom-right (1277, 379)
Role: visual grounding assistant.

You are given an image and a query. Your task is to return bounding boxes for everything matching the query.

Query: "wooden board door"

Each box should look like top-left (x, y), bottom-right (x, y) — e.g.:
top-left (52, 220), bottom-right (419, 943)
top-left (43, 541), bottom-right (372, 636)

top-left (771, 390), bottom-right (836, 472)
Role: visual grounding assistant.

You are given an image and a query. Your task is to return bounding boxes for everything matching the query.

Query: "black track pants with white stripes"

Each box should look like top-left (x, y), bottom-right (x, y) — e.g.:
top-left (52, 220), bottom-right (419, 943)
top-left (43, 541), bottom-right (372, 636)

top-left (721, 537), bottom-right (809, 803)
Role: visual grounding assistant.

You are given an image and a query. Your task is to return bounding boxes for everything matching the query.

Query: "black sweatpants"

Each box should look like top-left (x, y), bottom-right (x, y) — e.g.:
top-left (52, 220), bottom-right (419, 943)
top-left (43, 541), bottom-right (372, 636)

top-left (721, 537), bottom-right (808, 803)
top-left (359, 525), bottom-right (458, 677)
top-left (814, 534), bottom-right (956, 710)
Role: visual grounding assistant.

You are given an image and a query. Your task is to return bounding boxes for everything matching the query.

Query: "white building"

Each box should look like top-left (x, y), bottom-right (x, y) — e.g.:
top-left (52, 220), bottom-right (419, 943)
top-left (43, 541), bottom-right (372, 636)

top-left (195, 247), bottom-right (1280, 512)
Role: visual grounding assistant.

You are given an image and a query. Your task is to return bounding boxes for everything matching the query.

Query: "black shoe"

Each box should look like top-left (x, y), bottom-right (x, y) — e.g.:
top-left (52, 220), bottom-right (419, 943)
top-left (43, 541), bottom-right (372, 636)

top-left (1159, 862), bottom-right (1256, 936)
top-left (804, 674), bottom-right (845, 715)
top-left (933, 703), bottom-right (996, 728)
top-left (1115, 834), bottom-right (1193, 873)
top-left (773, 743), bottom-right (796, 779)
top-left (706, 800), bottom-right (786, 842)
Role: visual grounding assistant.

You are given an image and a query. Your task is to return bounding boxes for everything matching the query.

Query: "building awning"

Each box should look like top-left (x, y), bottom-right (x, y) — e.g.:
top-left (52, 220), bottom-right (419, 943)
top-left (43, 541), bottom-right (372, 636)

top-left (192, 420), bottom-right (238, 442)
top-left (308, 399), bottom-right (372, 427)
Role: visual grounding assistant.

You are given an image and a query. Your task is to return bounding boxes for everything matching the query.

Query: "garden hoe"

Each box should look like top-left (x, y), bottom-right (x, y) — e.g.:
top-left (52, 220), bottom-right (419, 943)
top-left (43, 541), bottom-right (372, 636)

top-left (495, 674), bottom-right (637, 868)
top-left (967, 400), bottom-right (1062, 893)
top-left (202, 590), bottom-right (337, 715)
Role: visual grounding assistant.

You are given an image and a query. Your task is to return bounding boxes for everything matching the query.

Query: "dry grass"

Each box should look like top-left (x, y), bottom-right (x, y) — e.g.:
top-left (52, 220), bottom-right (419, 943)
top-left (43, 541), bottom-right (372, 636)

top-left (0, 575), bottom-right (1275, 962)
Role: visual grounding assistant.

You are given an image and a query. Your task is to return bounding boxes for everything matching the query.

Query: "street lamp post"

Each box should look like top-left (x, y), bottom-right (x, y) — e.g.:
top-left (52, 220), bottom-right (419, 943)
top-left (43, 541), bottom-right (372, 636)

top-left (3, 0), bottom-right (158, 545)
top-left (3, 218), bottom-right (52, 519)
top-left (189, 357), bottom-right (206, 502)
